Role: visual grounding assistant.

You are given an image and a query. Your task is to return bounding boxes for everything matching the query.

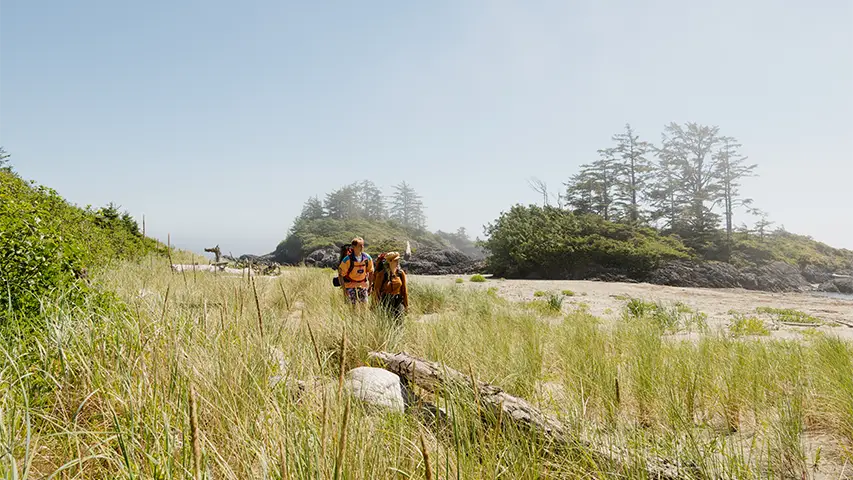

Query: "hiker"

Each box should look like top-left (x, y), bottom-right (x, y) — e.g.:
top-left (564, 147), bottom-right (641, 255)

top-left (337, 237), bottom-right (373, 307)
top-left (372, 251), bottom-right (408, 321)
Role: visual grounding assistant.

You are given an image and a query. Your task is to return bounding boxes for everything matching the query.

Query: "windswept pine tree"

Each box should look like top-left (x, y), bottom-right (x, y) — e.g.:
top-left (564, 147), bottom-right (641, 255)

top-left (564, 150), bottom-right (621, 221)
top-left (358, 180), bottom-right (388, 221)
top-left (390, 181), bottom-right (426, 231)
top-left (714, 137), bottom-right (757, 248)
top-left (611, 124), bottom-right (653, 224)
top-left (298, 196), bottom-right (325, 221)
top-left (558, 121), bottom-right (771, 261)
top-left (324, 184), bottom-right (359, 220)
top-left (655, 122), bottom-right (725, 242)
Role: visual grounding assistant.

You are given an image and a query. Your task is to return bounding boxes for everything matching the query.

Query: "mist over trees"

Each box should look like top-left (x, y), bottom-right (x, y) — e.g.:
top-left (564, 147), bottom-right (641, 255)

top-left (561, 122), bottom-right (761, 258)
top-left (297, 180), bottom-right (428, 232)
top-left (278, 180), bottom-right (484, 264)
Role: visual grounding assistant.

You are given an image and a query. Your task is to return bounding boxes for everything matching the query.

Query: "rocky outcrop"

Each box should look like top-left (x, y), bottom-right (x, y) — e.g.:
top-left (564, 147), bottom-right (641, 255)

top-left (818, 277), bottom-right (853, 294)
top-left (801, 265), bottom-right (834, 284)
top-left (648, 260), bottom-right (812, 292)
top-left (290, 246), bottom-right (485, 275)
top-left (403, 248), bottom-right (485, 275)
top-left (303, 247), bottom-right (339, 269)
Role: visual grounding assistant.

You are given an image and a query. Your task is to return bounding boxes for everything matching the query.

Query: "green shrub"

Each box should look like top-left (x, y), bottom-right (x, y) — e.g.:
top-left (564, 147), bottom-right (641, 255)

top-left (0, 170), bottom-right (156, 321)
top-left (482, 205), bottom-right (691, 279)
top-left (547, 293), bottom-right (564, 313)
top-left (561, 290), bottom-right (576, 296)
top-left (455, 278), bottom-right (464, 284)
top-left (626, 298), bottom-right (658, 318)
top-left (533, 290), bottom-right (548, 297)
top-left (730, 316), bottom-right (770, 336)
top-left (756, 307), bottom-right (822, 324)
top-left (470, 274), bottom-right (487, 283)
top-left (623, 298), bottom-right (708, 334)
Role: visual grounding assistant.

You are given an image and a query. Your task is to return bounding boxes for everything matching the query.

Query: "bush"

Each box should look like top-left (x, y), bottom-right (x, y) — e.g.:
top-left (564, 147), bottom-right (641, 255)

top-left (730, 316), bottom-right (770, 336)
top-left (0, 171), bottom-right (156, 320)
top-left (482, 205), bottom-right (691, 280)
top-left (470, 274), bottom-right (487, 283)
top-left (756, 307), bottom-right (822, 325)
top-left (623, 298), bottom-right (708, 334)
top-left (561, 290), bottom-right (576, 296)
top-left (455, 278), bottom-right (464, 284)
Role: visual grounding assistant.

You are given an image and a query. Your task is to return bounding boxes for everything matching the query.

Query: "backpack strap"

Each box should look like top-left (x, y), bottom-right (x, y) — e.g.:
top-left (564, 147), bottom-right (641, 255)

top-left (379, 266), bottom-right (401, 296)
top-left (342, 253), bottom-right (361, 282)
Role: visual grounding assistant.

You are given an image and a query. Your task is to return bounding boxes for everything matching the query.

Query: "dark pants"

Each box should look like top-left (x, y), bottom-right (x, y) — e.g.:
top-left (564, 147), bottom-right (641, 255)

top-left (378, 294), bottom-right (405, 321)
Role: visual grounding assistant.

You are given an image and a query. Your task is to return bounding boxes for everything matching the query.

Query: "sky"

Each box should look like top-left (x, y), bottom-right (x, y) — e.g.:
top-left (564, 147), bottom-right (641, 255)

top-left (2, 0), bottom-right (852, 254)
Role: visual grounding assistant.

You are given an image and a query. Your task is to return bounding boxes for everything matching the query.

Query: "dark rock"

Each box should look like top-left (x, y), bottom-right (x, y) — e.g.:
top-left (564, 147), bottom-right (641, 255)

top-left (818, 277), bottom-right (853, 294)
top-left (648, 260), bottom-right (811, 292)
top-left (403, 248), bottom-right (485, 275)
top-left (649, 260), bottom-right (743, 289)
top-left (294, 246), bottom-right (485, 275)
top-left (751, 261), bottom-right (811, 292)
top-left (304, 247), bottom-right (339, 269)
top-left (801, 265), bottom-right (833, 284)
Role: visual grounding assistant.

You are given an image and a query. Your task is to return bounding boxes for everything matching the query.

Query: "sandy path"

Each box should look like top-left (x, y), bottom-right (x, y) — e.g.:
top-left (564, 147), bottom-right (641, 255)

top-left (413, 275), bottom-right (853, 340)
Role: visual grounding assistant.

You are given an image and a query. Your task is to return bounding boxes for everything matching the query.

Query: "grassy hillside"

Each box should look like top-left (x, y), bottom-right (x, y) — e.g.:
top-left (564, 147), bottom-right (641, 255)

top-left (3, 260), bottom-right (852, 478)
top-left (729, 230), bottom-right (853, 272)
top-left (0, 169), bottom-right (161, 320)
top-left (272, 217), bottom-right (453, 264)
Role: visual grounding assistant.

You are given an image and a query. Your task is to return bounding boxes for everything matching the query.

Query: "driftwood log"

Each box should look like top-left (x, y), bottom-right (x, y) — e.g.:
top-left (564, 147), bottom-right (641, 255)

top-left (368, 351), bottom-right (685, 480)
top-left (204, 245), bottom-right (222, 263)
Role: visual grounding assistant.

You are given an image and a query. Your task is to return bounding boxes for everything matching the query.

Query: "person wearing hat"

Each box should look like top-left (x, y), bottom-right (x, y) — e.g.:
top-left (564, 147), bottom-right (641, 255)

top-left (338, 237), bottom-right (373, 306)
top-left (372, 251), bottom-right (408, 321)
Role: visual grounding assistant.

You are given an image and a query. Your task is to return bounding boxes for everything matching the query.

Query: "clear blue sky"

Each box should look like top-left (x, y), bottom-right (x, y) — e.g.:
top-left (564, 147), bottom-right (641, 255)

top-left (2, 0), bottom-right (852, 254)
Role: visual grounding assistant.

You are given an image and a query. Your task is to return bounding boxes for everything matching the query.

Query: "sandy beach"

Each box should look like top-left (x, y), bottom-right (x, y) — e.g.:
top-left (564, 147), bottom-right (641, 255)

top-left (414, 274), bottom-right (853, 340)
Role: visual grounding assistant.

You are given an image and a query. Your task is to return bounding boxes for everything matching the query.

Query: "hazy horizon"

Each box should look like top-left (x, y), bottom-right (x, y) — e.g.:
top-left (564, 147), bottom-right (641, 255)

top-left (2, 1), bottom-right (851, 254)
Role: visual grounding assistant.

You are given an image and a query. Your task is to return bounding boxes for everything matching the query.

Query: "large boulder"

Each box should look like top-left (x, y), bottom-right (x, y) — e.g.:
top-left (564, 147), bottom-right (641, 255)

top-left (344, 367), bottom-right (406, 412)
top-left (748, 261), bottom-right (812, 292)
top-left (801, 265), bottom-right (834, 284)
top-left (648, 260), bottom-right (744, 289)
top-left (403, 248), bottom-right (485, 275)
top-left (304, 247), bottom-right (339, 269)
top-left (818, 277), bottom-right (853, 294)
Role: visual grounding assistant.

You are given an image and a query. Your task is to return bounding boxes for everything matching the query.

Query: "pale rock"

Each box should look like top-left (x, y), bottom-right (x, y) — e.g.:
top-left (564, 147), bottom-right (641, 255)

top-left (344, 366), bottom-right (405, 412)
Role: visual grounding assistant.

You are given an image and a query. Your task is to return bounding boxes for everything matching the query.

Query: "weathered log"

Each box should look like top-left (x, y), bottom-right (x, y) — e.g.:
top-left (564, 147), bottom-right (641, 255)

top-left (368, 351), bottom-right (685, 479)
top-left (204, 245), bottom-right (222, 263)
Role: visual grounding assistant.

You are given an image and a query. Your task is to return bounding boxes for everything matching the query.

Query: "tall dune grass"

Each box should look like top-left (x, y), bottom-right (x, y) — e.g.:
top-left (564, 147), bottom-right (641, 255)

top-left (2, 256), bottom-right (852, 478)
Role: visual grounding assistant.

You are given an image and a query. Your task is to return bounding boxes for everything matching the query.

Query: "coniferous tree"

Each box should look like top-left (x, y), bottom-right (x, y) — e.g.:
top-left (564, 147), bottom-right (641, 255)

top-left (654, 122), bottom-right (724, 242)
top-left (611, 124), bottom-right (653, 223)
top-left (714, 137), bottom-right (757, 246)
top-left (299, 196), bottom-right (325, 221)
top-left (390, 181), bottom-right (426, 230)
top-left (565, 152), bottom-right (620, 220)
top-left (0, 147), bottom-right (10, 171)
top-left (324, 184), bottom-right (359, 220)
top-left (357, 180), bottom-right (387, 220)
top-left (564, 171), bottom-right (597, 215)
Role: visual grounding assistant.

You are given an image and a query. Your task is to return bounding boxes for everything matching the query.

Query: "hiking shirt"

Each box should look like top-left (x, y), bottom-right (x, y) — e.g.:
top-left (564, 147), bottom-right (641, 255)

top-left (375, 269), bottom-right (409, 308)
top-left (339, 253), bottom-right (373, 289)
